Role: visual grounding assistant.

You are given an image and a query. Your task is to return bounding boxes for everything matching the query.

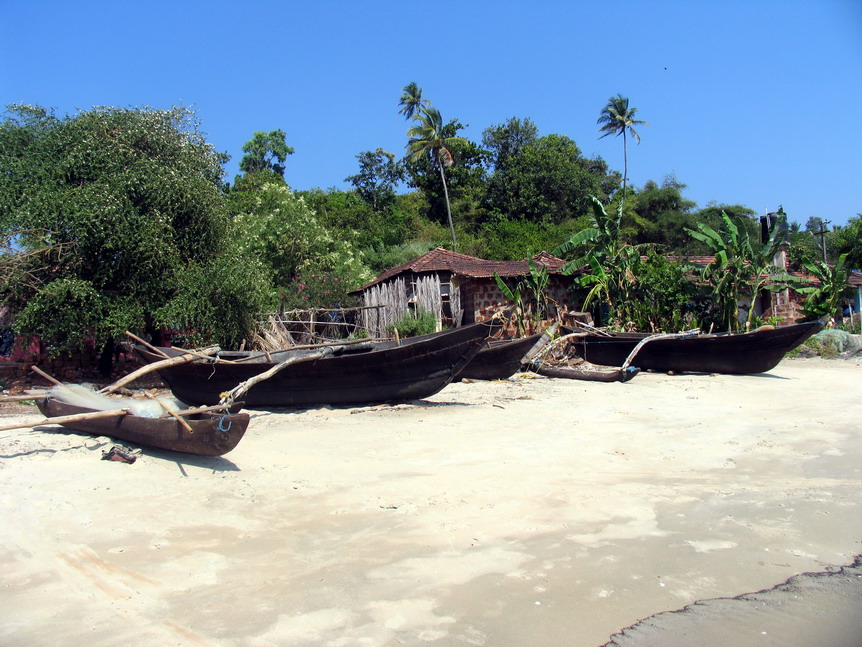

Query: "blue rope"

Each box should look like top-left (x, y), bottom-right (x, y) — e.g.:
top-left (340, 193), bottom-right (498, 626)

top-left (217, 414), bottom-right (233, 433)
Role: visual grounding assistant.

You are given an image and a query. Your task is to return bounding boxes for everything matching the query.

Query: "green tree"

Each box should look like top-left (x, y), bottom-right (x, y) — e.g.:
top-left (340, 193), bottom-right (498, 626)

top-left (0, 104), bottom-right (266, 359)
top-left (238, 129), bottom-right (294, 179)
top-left (482, 117), bottom-right (538, 173)
top-left (405, 106), bottom-right (466, 252)
top-left (597, 94), bottom-right (647, 199)
top-left (829, 216), bottom-right (862, 268)
top-left (485, 134), bottom-right (603, 224)
top-left (344, 148), bottom-right (404, 212)
top-left (628, 176), bottom-right (697, 251)
top-left (232, 181), bottom-right (372, 306)
top-left (480, 214), bottom-right (582, 261)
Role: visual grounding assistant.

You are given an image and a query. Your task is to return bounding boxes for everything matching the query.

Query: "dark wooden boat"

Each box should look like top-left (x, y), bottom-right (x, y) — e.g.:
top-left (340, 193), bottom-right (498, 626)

top-left (35, 398), bottom-right (250, 456)
top-left (536, 363), bottom-right (640, 383)
top-left (563, 321), bottom-right (824, 374)
top-left (132, 321), bottom-right (501, 408)
top-left (455, 333), bottom-right (544, 381)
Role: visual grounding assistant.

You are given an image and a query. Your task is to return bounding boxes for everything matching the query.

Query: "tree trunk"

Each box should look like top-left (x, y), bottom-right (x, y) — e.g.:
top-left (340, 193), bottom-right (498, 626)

top-left (439, 165), bottom-right (457, 252)
top-left (622, 130), bottom-right (628, 200)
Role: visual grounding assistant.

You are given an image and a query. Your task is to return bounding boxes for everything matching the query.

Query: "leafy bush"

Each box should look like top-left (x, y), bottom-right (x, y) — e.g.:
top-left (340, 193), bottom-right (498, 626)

top-left (615, 252), bottom-right (697, 332)
top-left (388, 308), bottom-right (438, 338)
top-left (280, 271), bottom-right (361, 310)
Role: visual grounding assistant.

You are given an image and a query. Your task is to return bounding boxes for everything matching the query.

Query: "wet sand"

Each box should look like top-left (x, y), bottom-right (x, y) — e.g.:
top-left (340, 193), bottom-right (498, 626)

top-left (0, 357), bottom-right (860, 646)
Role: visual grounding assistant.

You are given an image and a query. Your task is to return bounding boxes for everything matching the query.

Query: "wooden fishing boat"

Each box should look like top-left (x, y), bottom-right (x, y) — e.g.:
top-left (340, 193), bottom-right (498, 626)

top-left (563, 321), bottom-right (824, 374)
top-left (132, 321), bottom-right (501, 408)
top-left (34, 397), bottom-right (250, 457)
top-left (455, 333), bottom-right (544, 381)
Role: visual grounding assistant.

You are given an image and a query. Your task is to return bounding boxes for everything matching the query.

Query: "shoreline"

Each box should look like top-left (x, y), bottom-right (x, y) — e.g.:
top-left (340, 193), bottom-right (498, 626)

top-left (1, 357), bottom-right (860, 645)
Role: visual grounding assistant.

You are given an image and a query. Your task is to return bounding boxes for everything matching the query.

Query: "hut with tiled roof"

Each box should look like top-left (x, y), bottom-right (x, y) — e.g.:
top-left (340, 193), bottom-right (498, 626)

top-left (350, 248), bottom-right (576, 337)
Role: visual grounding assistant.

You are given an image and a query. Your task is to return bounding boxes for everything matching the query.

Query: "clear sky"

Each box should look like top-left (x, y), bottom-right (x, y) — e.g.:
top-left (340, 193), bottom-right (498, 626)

top-left (2, 0), bottom-right (860, 227)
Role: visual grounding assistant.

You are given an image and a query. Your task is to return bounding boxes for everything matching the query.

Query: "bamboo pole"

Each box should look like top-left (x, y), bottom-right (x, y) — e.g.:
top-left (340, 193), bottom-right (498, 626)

top-left (99, 346), bottom-right (219, 394)
top-left (31, 365), bottom-right (63, 386)
top-left (124, 331), bottom-right (169, 358)
top-left (161, 403), bottom-right (238, 418)
top-left (170, 346), bottom-right (238, 364)
top-left (0, 393), bottom-right (48, 402)
top-left (145, 392), bottom-right (193, 432)
top-left (0, 408), bottom-right (129, 432)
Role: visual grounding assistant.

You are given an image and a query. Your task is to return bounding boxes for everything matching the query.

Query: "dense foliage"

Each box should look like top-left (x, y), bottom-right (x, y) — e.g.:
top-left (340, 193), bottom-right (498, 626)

top-left (0, 104), bottom-right (270, 359)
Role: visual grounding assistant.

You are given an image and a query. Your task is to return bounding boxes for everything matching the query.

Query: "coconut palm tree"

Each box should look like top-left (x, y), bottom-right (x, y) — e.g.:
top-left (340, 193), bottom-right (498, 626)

top-left (597, 94), bottom-right (647, 199)
top-left (406, 107), bottom-right (465, 251)
top-left (398, 82), bottom-right (430, 121)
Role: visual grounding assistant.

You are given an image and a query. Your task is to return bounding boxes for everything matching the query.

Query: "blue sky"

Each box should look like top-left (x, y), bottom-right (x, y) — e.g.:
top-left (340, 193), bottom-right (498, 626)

top-left (2, 0), bottom-right (860, 227)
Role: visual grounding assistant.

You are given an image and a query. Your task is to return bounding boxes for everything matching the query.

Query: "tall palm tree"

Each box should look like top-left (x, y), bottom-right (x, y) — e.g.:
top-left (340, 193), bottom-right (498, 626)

top-left (597, 94), bottom-right (647, 200)
top-left (406, 107), bottom-right (465, 251)
top-left (398, 82), bottom-right (430, 121)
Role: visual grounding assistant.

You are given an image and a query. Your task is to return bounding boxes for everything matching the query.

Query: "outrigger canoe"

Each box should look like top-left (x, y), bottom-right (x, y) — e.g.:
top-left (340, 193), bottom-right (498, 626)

top-left (133, 321), bottom-right (501, 408)
top-left (563, 321), bottom-right (823, 374)
top-left (35, 396), bottom-right (249, 457)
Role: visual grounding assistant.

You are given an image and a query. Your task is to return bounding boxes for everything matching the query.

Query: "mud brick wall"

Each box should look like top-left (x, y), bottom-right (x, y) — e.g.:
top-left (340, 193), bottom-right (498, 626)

top-left (467, 278), bottom-right (574, 336)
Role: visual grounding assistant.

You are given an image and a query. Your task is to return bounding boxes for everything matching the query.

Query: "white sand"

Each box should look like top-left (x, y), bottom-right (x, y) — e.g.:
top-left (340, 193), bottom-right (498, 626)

top-left (1, 357), bottom-right (860, 646)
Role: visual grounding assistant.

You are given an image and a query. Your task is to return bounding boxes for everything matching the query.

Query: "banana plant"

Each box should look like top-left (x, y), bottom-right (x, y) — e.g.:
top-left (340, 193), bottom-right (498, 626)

top-left (554, 196), bottom-right (649, 327)
top-left (794, 253), bottom-right (849, 322)
top-left (494, 273), bottom-right (527, 335)
top-left (686, 211), bottom-right (790, 331)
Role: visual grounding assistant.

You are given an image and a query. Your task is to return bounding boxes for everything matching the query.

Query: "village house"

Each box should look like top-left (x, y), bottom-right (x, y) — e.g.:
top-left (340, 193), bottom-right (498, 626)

top-left (349, 248), bottom-right (579, 338)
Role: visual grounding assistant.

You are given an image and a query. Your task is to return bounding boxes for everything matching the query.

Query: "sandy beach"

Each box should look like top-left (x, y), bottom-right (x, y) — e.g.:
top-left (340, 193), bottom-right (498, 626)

top-left (1, 357), bottom-right (861, 646)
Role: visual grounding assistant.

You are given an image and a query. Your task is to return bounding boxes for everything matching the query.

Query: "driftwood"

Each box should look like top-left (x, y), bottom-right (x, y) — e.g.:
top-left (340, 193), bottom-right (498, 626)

top-left (219, 347), bottom-right (335, 405)
top-left (0, 408), bottom-right (129, 433)
top-left (99, 346), bottom-right (220, 395)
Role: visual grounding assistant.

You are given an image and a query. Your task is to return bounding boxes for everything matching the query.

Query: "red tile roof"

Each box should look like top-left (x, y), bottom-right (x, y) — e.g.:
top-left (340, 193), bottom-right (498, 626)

top-left (351, 248), bottom-right (568, 293)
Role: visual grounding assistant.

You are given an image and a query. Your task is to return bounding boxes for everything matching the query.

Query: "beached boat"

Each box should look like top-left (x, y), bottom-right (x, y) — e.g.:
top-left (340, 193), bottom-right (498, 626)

top-left (563, 321), bottom-right (824, 374)
top-left (35, 396), bottom-right (250, 457)
top-left (454, 333), bottom-right (544, 381)
top-left (132, 321), bottom-right (501, 408)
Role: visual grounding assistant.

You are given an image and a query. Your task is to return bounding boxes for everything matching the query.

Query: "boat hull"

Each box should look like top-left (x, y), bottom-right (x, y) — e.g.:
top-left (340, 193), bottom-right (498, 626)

top-left (455, 334), bottom-right (543, 381)
top-left (565, 321), bottom-right (823, 374)
top-left (35, 399), bottom-right (249, 456)
top-left (134, 321), bottom-right (500, 408)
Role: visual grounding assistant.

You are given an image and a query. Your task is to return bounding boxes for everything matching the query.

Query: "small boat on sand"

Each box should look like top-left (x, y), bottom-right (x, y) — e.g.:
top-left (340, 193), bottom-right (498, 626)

top-left (563, 321), bottom-right (823, 374)
top-left (132, 321), bottom-right (501, 408)
top-left (34, 389), bottom-right (249, 457)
